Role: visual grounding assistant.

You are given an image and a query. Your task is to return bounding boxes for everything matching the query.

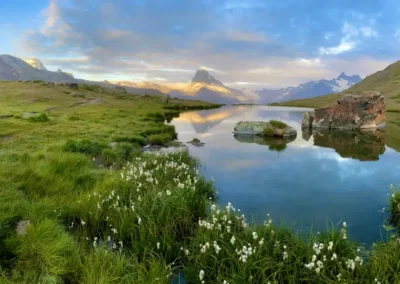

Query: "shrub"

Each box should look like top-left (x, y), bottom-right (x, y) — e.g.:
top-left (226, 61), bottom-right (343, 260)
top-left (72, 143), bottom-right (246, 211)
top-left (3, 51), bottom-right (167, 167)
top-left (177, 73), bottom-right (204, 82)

top-left (263, 127), bottom-right (274, 136)
top-left (146, 112), bottom-right (165, 123)
top-left (390, 186), bottom-right (400, 229)
top-left (114, 135), bottom-right (146, 146)
top-left (148, 133), bottom-right (174, 145)
top-left (28, 113), bottom-right (49, 123)
top-left (102, 143), bottom-right (140, 166)
top-left (63, 140), bottom-right (105, 156)
top-left (270, 120), bottom-right (287, 129)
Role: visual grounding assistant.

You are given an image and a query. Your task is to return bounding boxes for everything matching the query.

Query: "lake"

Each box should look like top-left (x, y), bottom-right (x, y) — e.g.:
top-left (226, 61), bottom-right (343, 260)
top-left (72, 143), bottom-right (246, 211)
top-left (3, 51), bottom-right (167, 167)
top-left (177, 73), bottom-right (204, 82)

top-left (171, 105), bottom-right (400, 245)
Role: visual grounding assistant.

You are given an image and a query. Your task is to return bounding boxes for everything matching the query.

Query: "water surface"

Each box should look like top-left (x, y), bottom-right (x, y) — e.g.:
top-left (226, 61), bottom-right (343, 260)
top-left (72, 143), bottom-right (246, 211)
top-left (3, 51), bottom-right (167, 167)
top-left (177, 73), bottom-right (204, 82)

top-left (171, 105), bottom-right (400, 245)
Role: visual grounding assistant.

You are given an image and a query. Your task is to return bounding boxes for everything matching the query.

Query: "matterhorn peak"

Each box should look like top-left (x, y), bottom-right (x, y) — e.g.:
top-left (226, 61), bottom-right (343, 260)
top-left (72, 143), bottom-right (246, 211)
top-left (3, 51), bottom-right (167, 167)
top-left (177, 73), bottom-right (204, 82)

top-left (192, 69), bottom-right (224, 86)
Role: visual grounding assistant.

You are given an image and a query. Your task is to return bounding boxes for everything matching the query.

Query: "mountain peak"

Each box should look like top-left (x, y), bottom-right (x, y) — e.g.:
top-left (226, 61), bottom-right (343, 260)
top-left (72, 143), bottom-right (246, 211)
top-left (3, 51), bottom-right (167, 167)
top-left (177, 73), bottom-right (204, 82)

top-left (192, 69), bottom-right (224, 86)
top-left (336, 72), bottom-right (362, 82)
top-left (25, 58), bottom-right (47, 71)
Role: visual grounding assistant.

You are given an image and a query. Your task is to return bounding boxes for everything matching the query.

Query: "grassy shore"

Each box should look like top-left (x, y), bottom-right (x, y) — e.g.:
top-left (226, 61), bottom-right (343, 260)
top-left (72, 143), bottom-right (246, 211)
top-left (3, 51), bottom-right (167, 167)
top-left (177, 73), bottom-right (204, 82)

top-left (1, 81), bottom-right (400, 283)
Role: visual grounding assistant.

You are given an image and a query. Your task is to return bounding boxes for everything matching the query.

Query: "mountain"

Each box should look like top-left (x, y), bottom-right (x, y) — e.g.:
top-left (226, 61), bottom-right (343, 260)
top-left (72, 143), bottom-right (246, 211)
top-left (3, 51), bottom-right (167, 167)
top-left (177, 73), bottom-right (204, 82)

top-left (0, 55), bottom-right (74, 82)
top-left (257, 73), bottom-right (362, 104)
top-left (192, 69), bottom-right (224, 86)
top-left (25, 58), bottom-right (47, 71)
top-left (114, 70), bottom-right (259, 104)
top-left (0, 55), bottom-right (165, 96)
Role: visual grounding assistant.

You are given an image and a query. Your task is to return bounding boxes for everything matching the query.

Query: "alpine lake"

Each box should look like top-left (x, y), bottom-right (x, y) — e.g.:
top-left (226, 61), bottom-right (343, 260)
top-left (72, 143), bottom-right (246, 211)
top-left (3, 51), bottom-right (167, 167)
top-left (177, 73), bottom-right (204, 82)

top-left (170, 105), bottom-right (400, 245)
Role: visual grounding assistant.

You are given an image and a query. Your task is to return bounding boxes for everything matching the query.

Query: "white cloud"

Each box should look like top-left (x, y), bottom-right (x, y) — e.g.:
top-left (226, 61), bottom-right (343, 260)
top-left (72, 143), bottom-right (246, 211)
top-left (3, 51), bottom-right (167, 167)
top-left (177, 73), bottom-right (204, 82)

top-left (319, 40), bottom-right (357, 55)
top-left (360, 26), bottom-right (378, 37)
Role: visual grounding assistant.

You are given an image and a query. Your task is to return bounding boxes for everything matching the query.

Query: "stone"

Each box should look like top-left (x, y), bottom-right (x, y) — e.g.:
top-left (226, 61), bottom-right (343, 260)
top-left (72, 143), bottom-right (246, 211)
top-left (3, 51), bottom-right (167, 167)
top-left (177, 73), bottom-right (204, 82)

top-left (114, 86), bottom-right (127, 93)
top-left (48, 82), bottom-right (55, 87)
top-left (302, 91), bottom-right (386, 130)
top-left (301, 111), bottom-right (313, 128)
top-left (186, 138), bottom-right (205, 147)
top-left (16, 220), bottom-right (31, 236)
top-left (66, 82), bottom-right (78, 89)
top-left (233, 121), bottom-right (297, 138)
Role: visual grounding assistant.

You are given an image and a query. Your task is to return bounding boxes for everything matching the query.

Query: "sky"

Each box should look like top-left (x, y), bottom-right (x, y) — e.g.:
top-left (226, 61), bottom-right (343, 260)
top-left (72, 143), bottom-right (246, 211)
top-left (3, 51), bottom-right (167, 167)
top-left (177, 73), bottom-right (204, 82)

top-left (1, 0), bottom-right (400, 89)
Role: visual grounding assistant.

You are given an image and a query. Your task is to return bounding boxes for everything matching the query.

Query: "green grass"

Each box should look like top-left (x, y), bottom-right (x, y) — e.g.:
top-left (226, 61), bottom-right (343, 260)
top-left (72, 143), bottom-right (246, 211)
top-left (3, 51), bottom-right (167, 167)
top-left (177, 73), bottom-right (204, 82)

top-left (28, 112), bottom-right (49, 122)
top-left (1, 81), bottom-right (400, 283)
top-left (270, 119), bottom-right (287, 129)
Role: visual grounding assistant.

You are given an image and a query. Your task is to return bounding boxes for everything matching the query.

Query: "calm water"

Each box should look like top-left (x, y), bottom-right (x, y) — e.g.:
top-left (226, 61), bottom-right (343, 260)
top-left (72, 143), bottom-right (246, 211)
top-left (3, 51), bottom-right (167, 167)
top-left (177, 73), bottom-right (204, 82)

top-left (171, 105), bottom-right (400, 245)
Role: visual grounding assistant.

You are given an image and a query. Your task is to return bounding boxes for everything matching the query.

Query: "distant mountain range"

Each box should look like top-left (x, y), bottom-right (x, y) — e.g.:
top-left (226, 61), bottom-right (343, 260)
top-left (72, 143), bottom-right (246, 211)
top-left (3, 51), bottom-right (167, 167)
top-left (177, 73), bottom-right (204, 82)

top-left (114, 69), bottom-right (361, 104)
top-left (256, 73), bottom-right (362, 104)
top-left (0, 54), bottom-right (361, 104)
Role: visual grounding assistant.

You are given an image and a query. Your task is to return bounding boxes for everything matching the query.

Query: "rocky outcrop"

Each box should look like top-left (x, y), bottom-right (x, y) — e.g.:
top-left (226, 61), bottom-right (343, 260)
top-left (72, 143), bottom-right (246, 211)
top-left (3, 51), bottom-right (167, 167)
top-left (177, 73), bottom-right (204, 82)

top-left (302, 91), bottom-right (386, 130)
top-left (234, 121), bottom-right (297, 138)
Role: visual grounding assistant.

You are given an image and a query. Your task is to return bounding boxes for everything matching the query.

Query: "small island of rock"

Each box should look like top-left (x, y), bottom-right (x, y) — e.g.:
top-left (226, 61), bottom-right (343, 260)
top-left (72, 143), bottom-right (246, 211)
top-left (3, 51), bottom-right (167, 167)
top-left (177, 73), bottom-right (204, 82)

top-left (234, 120), bottom-right (297, 138)
top-left (302, 91), bottom-right (386, 130)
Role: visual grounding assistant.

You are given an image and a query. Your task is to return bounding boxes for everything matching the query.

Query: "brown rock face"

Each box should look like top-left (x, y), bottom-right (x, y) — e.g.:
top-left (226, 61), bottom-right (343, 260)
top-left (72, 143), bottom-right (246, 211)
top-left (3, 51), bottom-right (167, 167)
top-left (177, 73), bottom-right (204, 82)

top-left (302, 91), bottom-right (386, 129)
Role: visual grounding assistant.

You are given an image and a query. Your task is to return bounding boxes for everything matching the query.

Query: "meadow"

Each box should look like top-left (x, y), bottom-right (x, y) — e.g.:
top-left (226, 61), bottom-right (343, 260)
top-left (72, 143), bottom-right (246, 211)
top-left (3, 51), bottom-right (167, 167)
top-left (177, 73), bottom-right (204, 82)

top-left (0, 81), bottom-right (400, 283)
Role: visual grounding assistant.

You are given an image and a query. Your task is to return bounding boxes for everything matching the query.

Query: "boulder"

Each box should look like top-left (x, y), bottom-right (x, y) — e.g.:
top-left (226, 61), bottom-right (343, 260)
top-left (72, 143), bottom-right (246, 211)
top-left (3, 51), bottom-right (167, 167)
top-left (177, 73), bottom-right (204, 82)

top-left (48, 82), bottom-right (55, 87)
top-left (302, 91), bottom-right (386, 130)
top-left (234, 121), bottom-right (297, 138)
top-left (66, 82), bottom-right (78, 89)
top-left (114, 86), bottom-right (127, 93)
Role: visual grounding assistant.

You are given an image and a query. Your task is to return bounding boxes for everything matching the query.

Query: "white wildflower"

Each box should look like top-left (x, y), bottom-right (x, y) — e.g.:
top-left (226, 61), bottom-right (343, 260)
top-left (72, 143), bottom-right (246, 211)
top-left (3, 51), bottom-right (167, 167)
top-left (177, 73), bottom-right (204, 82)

top-left (230, 236), bottom-right (236, 245)
top-left (346, 259), bottom-right (355, 271)
top-left (166, 190), bottom-right (171, 196)
top-left (331, 253), bottom-right (337, 261)
top-left (328, 241), bottom-right (333, 251)
top-left (157, 242), bottom-right (160, 249)
top-left (252, 232), bottom-right (258, 240)
top-left (283, 251), bottom-right (288, 260)
top-left (199, 270), bottom-right (205, 281)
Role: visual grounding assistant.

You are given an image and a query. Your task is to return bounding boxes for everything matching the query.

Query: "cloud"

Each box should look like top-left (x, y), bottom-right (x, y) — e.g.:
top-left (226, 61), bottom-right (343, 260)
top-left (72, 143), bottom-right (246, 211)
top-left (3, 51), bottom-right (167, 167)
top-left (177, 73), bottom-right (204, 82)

top-left (14, 0), bottom-right (400, 88)
top-left (360, 26), bottom-right (378, 37)
top-left (319, 41), bottom-right (357, 55)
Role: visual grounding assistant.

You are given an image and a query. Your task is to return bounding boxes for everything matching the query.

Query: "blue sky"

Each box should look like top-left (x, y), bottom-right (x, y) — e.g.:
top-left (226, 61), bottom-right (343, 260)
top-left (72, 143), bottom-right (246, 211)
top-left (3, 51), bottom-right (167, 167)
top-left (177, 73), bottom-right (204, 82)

top-left (1, 0), bottom-right (400, 88)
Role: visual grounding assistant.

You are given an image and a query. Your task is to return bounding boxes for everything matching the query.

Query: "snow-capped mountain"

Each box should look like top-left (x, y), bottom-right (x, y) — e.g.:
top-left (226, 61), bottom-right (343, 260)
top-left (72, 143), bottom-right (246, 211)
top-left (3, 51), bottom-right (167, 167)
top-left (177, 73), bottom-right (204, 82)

top-left (257, 73), bottom-right (362, 104)
top-left (25, 58), bottom-right (47, 71)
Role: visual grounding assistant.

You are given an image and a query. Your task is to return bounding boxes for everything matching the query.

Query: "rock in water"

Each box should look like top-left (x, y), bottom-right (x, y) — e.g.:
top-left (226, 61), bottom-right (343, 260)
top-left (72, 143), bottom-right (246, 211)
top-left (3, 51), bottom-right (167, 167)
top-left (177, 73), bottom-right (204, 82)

top-left (234, 121), bottom-right (297, 138)
top-left (302, 91), bottom-right (386, 129)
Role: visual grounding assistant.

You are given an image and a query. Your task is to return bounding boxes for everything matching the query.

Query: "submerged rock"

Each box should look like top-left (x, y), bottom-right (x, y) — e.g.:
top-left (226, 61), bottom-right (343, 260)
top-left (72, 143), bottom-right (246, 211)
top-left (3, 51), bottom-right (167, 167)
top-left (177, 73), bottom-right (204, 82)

top-left (302, 91), bottom-right (386, 130)
top-left (234, 121), bottom-right (297, 138)
top-left (186, 138), bottom-right (205, 147)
